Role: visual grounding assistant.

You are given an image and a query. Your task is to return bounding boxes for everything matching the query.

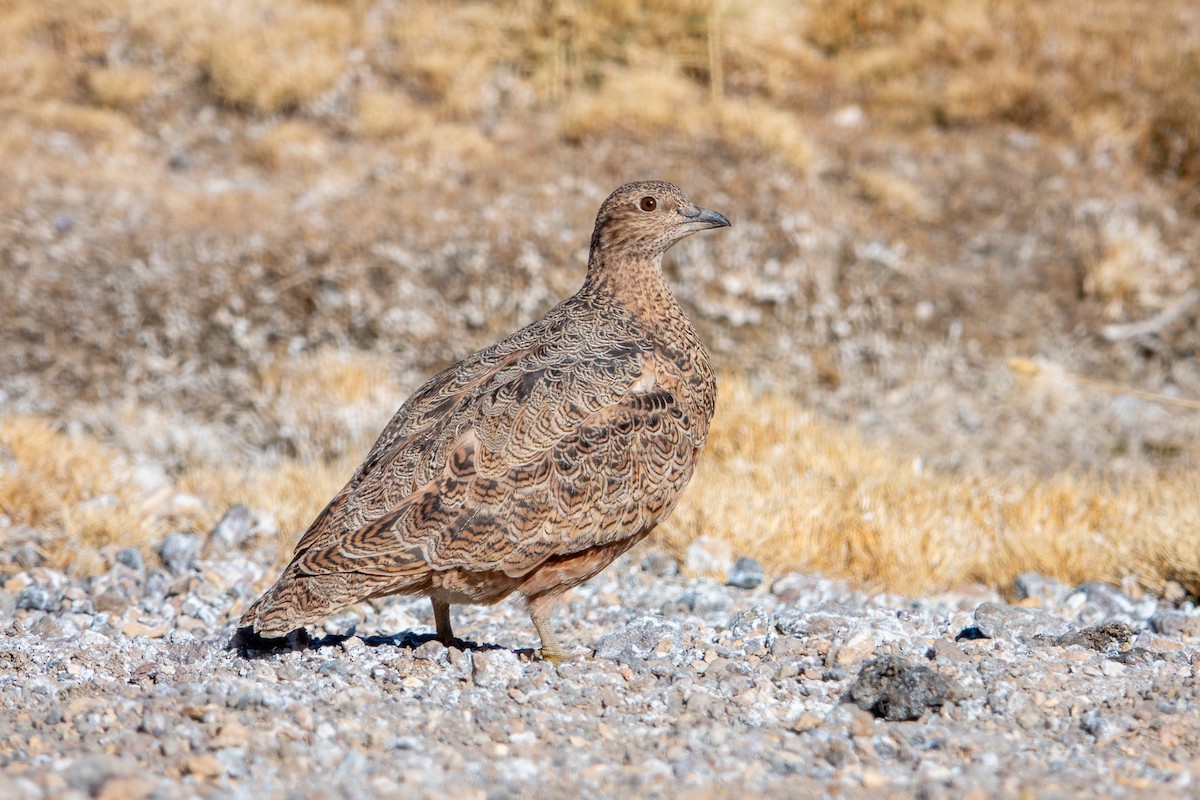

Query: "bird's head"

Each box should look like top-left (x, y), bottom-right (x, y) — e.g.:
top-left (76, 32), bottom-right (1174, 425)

top-left (588, 181), bottom-right (730, 265)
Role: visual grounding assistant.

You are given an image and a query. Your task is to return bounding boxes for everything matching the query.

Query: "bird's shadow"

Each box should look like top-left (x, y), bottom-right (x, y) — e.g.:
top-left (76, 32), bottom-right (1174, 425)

top-left (229, 625), bottom-right (509, 659)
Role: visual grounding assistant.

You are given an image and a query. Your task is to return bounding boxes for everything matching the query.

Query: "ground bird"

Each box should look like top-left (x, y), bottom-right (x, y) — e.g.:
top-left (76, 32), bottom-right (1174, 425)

top-left (235, 181), bottom-right (730, 661)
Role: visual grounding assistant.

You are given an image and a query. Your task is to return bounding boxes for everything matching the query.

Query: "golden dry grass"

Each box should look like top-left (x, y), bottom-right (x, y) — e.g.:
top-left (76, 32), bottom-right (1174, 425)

top-left (1, 0), bottom-right (1194, 195)
top-left (5, 355), bottom-right (1198, 597)
top-left (660, 378), bottom-right (1200, 596)
top-left (0, 417), bottom-right (165, 572)
top-left (201, 1), bottom-right (356, 113)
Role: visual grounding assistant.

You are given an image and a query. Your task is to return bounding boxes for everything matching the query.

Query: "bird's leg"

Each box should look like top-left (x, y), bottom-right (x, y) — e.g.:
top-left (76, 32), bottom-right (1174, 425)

top-left (527, 593), bottom-right (565, 663)
top-left (431, 598), bottom-right (454, 646)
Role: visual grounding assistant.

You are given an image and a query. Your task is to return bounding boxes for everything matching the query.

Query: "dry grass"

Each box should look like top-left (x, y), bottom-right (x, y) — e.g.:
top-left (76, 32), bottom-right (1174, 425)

top-left (1, 0), bottom-right (1196, 194)
top-left (0, 417), bottom-right (165, 572)
top-left (201, 1), bottom-right (355, 113)
top-left (5, 356), bottom-right (1198, 597)
top-left (559, 68), bottom-right (703, 142)
top-left (855, 167), bottom-right (938, 223)
top-left (84, 66), bottom-right (156, 109)
top-left (245, 120), bottom-right (330, 170)
top-left (658, 378), bottom-right (1200, 596)
top-left (356, 89), bottom-right (428, 139)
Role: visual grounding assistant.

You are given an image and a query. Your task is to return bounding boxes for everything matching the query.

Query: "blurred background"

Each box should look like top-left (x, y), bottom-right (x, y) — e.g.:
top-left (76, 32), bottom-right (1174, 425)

top-left (1, 0), bottom-right (1198, 592)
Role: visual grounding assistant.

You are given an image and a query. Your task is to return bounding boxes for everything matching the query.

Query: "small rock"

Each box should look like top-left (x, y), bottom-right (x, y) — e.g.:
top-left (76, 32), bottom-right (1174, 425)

top-left (684, 535), bottom-right (734, 578)
top-left (93, 589), bottom-right (129, 617)
top-left (471, 649), bottom-right (524, 688)
top-left (122, 619), bottom-right (168, 639)
top-left (971, 601), bottom-right (1075, 642)
top-left (728, 607), bottom-right (770, 639)
top-left (158, 533), bottom-right (202, 574)
top-left (769, 573), bottom-right (841, 606)
top-left (926, 639), bottom-right (969, 663)
top-left (412, 639), bottom-right (448, 661)
top-left (1070, 581), bottom-right (1155, 624)
top-left (595, 616), bottom-right (684, 664)
top-left (829, 626), bottom-right (877, 666)
top-left (727, 557), bottom-right (764, 590)
top-left (16, 585), bottom-right (61, 613)
top-left (183, 754), bottom-right (224, 779)
top-left (790, 712), bottom-right (823, 732)
top-left (1150, 610), bottom-right (1200, 638)
top-left (849, 656), bottom-right (962, 721)
top-left (207, 504), bottom-right (256, 552)
top-left (1081, 710), bottom-right (1135, 746)
top-left (28, 615), bottom-right (63, 638)
top-left (1113, 647), bottom-right (1166, 665)
top-left (211, 721), bottom-right (252, 749)
top-left (861, 768), bottom-right (889, 789)
top-left (1012, 572), bottom-right (1073, 605)
top-left (639, 549), bottom-right (680, 577)
top-left (114, 548), bottom-right (145, 572)
top-left (96, 777), bottom-right (152, 800)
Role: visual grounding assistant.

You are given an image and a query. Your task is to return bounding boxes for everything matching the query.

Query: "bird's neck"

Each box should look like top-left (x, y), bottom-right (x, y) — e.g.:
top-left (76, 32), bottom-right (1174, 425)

top-left (582, 253), bottom-right (681, 324)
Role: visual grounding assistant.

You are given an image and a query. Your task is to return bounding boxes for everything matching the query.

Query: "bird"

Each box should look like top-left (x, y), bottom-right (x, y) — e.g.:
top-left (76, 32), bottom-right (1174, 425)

top-left (234, 180), bottom-right (730, 661)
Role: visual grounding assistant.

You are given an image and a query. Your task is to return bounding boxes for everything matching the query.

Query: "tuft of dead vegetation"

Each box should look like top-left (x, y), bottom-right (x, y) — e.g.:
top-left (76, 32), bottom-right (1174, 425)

top-left (658, 378), bottom-right (1200, 596)
top-left (0, 0), bottom-right (1196, 198)
top-left (0, 417), bottom-right (165, 573)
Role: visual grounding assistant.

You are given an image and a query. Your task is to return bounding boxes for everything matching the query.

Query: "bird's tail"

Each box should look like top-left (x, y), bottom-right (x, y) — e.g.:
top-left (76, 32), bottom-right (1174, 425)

top-left (237, 567), bottom-right (409, 637)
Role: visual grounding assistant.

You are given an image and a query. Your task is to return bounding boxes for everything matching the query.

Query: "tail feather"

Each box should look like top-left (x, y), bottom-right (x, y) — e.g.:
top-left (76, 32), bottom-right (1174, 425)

top-left (239, 566), bottom-right (430, 637)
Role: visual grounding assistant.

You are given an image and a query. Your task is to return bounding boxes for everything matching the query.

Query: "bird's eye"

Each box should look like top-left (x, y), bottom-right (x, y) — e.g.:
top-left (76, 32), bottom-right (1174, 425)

top-left (639, 196), bottom-right (657, 212)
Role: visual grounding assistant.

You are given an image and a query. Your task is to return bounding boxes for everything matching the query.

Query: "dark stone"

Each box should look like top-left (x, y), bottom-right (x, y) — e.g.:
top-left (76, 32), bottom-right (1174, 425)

top-left (208, 504), bottom-right (256, 551)
top-left (954, 626), bottom-right (988, 641)
top-left (727, 556), bottom-right (764, 590)
top-left (848, 656), bottom-right (962, 721)
top-left (16, 585), bottom-right (61, 613)
top-left (1113, 647), bottom-right (1167, 666)
top-left (115, 547), bottom-right (145, 572)
top-left (158, 533), bottom-right (202, 574)
top-left (1149, 610), bottom-right (1200, 638)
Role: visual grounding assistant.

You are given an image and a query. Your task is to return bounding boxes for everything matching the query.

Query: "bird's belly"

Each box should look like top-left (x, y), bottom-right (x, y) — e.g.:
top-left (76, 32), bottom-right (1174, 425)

top-left (516, 531), bottom-right (648, 599)
top-left (428, 569), bottom-right (523, 607)
top-left (426, 530), bottom-right (647, 607)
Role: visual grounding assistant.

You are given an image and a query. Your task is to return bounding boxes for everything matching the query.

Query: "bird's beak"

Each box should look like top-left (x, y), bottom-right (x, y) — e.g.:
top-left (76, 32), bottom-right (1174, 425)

top-left (680, 205), bottom-right (731, 231)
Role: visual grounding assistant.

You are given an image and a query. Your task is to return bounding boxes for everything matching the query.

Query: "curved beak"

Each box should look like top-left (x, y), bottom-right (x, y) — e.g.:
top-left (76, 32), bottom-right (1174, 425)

top-left (680, 205), bottom-right (731, 232)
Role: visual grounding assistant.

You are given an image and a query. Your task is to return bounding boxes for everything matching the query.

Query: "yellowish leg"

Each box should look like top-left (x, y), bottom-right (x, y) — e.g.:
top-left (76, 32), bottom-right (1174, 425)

top-left (527, 594), bottom-right (565, 663)
top-left (431, 598), bottom-right (454, 646)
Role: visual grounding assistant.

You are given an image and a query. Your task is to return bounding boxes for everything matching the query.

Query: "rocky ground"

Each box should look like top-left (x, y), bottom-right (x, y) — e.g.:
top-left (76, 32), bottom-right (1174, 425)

top-left (2, 516), bottom-right (1198, 799)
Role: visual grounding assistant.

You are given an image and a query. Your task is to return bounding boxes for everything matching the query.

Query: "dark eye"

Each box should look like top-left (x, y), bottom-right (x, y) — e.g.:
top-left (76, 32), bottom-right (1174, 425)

top-left (639, 196), bottom-right (657, 212)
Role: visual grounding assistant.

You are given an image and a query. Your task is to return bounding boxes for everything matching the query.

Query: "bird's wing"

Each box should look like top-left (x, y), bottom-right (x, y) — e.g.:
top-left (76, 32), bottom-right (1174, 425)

top-left (286, 342), bottom-right (704, 580)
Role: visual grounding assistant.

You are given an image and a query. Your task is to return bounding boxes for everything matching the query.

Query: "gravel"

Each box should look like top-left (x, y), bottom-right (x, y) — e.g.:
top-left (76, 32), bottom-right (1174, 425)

top-left (2, 535), bottom-right (1199, 798)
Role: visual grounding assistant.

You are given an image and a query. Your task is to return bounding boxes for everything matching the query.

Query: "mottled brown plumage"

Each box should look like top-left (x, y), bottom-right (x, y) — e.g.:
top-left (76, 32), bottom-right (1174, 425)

top-left (237, 181), bottom-right (730, 660)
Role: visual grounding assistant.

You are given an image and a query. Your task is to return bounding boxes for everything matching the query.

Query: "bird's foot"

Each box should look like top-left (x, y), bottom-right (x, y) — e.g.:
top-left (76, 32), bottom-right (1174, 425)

top-left (531, 646), bottom-right (571, 665)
